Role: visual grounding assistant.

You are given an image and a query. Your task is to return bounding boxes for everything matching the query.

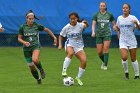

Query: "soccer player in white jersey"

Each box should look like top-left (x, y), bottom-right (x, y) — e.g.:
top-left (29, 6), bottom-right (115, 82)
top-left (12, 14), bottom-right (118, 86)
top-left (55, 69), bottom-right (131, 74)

top-left (0, 23), bottom-right (4, 32)
top-left (58, 12), bottom-right (88, 86)
top-left (113, 3), bottom-right (140, 79)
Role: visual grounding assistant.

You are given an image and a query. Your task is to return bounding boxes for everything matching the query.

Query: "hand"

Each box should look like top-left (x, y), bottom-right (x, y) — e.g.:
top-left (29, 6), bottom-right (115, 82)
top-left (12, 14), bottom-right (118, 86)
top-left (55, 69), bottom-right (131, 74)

top-left (91, 32), bottom-right (95, 37)
top-left (82, 20), bottom-right (89, 27)
top-left (58, 45), bottom-right (62, 50)
top-left (113, 25), bottom-right (119, 31)
top-left (23, 42), bottom-right (30, 47)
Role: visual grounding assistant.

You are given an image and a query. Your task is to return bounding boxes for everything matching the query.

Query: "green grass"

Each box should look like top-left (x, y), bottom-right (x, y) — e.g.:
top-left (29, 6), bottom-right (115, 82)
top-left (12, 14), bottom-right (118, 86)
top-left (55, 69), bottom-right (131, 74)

top-left (0, 47), bottom-right (140, 93)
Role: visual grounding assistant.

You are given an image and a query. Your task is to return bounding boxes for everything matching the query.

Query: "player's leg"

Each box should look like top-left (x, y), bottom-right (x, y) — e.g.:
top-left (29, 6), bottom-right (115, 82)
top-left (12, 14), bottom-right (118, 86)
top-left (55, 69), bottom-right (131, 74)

top-left (96, 37), bottom-right (104, 69)
top-left (24, 50), bottom-right (41, 84)
top-left (29, 64), bottom-right (42, 84)
top-left (75, 49), bottom-right (86, 86)
top-left (62, 46), bottom-right (74, 77)
top-left (120, 48), bottom-right (129, 79)
top-left (32, 49), bottom-right (45, 79)
top-left (129, 48), bottom-right (139, 79)
top-left (103, 36), bottom-right (111, 70)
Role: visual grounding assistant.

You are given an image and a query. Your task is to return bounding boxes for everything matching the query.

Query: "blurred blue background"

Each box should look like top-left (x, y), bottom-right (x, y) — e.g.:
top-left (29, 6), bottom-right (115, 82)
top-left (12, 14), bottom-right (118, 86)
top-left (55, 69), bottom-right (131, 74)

top-left (0, 0), bottom-right (140, 47)
top-left (0, 0), bottom-right (140, 34)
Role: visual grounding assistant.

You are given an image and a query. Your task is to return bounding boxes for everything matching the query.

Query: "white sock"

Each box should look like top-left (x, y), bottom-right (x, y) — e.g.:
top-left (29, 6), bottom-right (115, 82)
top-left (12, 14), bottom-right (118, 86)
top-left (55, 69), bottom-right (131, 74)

top-left (132, 60), bottom-right (139, 76)
top-left (122, 60), bottom-right (129, 73)
top-left (62, 57), bottom-right (71, 72)
top-left (77, 67), bottom-right (85, 78)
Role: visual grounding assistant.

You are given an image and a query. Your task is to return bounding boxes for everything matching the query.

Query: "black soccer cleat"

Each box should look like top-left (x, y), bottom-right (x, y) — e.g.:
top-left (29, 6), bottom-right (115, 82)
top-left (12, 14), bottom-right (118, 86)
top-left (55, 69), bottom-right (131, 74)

top-left (134, 76), bottom-right (139, 80)
top-left (37, 78), bottom-right (42, 84)
top-left (40, 69), bottom-right (46, 79)
top-left (125, 73), bottom-right (129, 80)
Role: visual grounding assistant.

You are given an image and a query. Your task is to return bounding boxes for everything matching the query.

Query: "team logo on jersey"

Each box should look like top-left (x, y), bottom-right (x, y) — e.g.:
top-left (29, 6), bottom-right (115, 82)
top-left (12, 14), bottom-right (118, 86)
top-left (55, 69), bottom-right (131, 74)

top-left (67, 33), bottom-right (82, 38)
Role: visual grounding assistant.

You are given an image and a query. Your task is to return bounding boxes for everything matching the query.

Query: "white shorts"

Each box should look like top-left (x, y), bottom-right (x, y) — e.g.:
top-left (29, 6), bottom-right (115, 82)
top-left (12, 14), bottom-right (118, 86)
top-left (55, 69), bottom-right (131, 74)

top-left (119, 44), bottom-right (137, 50)
top-left (65, 44), bottom-right (84, 54)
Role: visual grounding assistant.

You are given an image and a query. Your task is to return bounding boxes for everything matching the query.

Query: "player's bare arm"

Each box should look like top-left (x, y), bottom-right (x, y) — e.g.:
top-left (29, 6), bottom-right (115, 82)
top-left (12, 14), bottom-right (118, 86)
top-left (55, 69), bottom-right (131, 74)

top-left (133, 20), bottom-right (140, 30)
top-left (44, 27), bottom-right (57, 45)
top-left (18, 34), bottom-right (30, 47)
top-left (91, 20), bottom-right (96, 37)
top-left (58, 35), bottom-right (63, 50)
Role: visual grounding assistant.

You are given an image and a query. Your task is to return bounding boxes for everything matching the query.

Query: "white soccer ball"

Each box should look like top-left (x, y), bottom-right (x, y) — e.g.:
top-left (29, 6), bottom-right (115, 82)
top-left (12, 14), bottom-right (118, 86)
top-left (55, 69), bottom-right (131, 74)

top-left (63, 77), bottom-right (74, 86)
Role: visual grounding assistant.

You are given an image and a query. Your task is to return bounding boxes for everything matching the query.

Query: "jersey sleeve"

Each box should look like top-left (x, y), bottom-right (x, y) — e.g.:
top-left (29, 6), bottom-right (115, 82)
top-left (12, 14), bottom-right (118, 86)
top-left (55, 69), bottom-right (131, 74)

top-left (0, 22), bottom-right (2, 28)
top-left (133, 16), bottom-right (140, 27)
top-left (79, 22), bottom-right (85, 31)
top-left (18, 25), bottom-right (24, 35)
top-left (60, 26), bottom-right (67, 37)
top-left (92, 13), bottom-right (98, 21)
top-left (116, 16), bottom-right (120, 28)
top-left (38, 24), bottom-right (45, 31)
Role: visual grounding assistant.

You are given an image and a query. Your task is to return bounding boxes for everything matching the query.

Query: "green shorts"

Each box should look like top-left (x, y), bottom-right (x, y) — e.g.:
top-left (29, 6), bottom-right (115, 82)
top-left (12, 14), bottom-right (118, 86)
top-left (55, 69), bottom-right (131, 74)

top-left (96, 36), bottom-right (111, 44)
top-left (23, 45), bottom-right (40, 63)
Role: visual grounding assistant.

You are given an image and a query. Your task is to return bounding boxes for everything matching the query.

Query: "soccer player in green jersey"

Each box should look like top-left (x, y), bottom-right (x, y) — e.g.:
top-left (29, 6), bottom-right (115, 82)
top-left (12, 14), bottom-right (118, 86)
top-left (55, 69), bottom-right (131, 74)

top-left (18, 10), bottom-right (57, 84)
top-left (92, 2), bottom-right (115, 70)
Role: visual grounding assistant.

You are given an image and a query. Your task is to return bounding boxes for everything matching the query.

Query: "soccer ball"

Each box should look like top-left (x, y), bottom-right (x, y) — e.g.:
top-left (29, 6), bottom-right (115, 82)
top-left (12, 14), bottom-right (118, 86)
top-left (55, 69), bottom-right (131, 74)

top-left (63, 77), bottom-right (74, 86)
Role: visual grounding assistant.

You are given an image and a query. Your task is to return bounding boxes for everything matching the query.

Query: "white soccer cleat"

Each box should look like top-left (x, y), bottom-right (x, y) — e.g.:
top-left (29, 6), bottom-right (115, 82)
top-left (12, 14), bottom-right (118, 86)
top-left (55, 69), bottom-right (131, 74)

top-left (75, 76), bottom-right (83, 86)
top-left (101, 63), bottom-right (104, 70)
top-left (62, 71), bottom-right (67, 77)
top-left (103, 66), bottom-right (107, 70)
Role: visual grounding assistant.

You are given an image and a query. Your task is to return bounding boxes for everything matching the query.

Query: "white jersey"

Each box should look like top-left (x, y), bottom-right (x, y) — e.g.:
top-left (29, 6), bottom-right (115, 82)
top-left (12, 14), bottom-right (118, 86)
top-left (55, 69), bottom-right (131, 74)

top-left (60, 22), bottom-right (85, 47)
top-left (0, 22), bottom-right (2, 28)
top-left (116, 15), bottom-right (140, 46)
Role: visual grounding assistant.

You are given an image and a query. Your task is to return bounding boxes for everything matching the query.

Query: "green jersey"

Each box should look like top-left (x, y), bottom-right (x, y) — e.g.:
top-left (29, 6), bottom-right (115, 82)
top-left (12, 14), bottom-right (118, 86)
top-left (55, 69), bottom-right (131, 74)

top-left (19, 22), bottom-right (44, 47)
top-left (92, 12), bottom-right (114, 37)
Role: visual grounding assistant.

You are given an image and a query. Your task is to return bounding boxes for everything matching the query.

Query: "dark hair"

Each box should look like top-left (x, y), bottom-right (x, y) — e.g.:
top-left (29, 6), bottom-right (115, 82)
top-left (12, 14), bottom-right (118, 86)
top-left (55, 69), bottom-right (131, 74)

top-left (69, 12), bottom-right (81, 22)
top-left (26, 10), bottom-right (39, 20)
top-left (100, 1), bottom-right (107, 11)
top-left (123, 3), bottom-right (131, 14)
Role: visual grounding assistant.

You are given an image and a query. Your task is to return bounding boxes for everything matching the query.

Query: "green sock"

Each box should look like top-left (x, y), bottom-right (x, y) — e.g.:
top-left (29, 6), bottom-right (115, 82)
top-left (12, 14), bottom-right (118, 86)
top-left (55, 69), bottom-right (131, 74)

top-left (104, 53), bottom-right (109, 66)
top-left (99, 55), bottom-right (104, 63)
top-left (31, 69), bottom-right (39, 79)
top-left (35, 62), bottom-right (43, 71)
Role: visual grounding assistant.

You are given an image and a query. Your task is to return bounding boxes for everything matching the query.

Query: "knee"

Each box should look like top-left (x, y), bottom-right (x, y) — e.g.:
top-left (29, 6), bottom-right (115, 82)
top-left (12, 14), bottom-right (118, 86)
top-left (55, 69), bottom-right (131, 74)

top-left (103, 47), bottom-right (109, 53)
top-left (67, 52), bottom-right (74, 58)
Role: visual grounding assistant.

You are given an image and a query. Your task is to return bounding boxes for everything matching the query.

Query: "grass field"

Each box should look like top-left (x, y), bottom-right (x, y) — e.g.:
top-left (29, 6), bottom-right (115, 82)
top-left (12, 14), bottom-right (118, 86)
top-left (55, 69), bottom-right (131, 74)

top-left (0, 47), bottom-right (140, 93)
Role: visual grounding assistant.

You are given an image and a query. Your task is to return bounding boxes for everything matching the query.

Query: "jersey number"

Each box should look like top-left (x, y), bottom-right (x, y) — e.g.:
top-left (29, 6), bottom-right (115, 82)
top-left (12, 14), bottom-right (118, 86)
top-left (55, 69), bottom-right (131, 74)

top-left (29, 36), bottom-right (32, 41)
top-left (101, 23), bottom-right (105, 28)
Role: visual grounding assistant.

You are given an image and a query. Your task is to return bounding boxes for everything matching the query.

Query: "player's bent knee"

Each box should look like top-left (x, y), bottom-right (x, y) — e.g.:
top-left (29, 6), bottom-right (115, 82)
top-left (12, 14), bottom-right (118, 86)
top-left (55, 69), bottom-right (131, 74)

top-left (67, 53), bottom-right (74, 58)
